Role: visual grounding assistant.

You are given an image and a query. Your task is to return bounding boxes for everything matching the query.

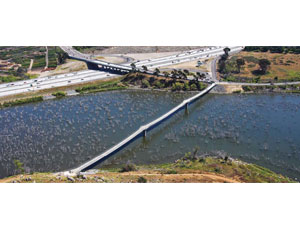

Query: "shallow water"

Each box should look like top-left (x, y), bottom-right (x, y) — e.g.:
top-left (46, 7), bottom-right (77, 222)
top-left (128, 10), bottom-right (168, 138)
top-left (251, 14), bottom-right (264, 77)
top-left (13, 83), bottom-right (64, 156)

top-left (1, 90), bottom-right (300, 180)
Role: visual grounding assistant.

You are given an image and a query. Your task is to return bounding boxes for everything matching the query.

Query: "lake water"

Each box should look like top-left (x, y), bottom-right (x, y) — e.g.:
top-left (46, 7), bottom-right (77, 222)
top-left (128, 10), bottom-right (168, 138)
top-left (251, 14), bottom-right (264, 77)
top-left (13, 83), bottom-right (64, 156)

top-left (1, 90), bottom-right (300, 180)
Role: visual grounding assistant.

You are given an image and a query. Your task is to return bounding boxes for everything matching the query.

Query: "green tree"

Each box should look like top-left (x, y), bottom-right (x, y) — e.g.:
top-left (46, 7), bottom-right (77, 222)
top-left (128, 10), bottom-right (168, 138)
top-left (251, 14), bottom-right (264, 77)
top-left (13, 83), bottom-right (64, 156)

top-left (183, 69), bottom-right (189, 75)
top-left (236, 58), bottom-right (245, 73)
top-left (163, 71), bottom-right (170, 78)
top-left (223, 47), bottom-right (231, 56)
top-left (142, 65), bottom-right (148, 71)
top-left (190, 83), bottom-right (197, 91)
top-left (258, 59), bottom-right (271, 74)
top-left (130, 63), bottom-right (136, 71)
top-left (154, 68), bottom-right (160, 75)
top-left (14, 159), bottom-right (24, 174)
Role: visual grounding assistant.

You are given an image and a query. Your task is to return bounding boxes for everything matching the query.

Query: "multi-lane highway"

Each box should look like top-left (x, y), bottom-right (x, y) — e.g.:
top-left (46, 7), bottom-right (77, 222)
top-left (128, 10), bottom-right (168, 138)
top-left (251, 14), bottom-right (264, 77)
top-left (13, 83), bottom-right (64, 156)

top-left (0, 46), bottom-right (244, 98)
top-left (62, 46), bottom-right (243, 71)
top-left (128, 46), bottom-right (243, 69)
top-left (0, 70), bottom-right (115, 97)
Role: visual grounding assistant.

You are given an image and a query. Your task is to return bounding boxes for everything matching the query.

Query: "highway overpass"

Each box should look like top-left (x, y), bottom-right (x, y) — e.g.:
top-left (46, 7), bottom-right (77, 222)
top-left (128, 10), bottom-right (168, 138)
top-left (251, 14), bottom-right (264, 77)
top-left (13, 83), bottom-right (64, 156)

top-left (0, 46), bottom-right (243, 98)
top-left (61, 46), bottom-right (244, 74)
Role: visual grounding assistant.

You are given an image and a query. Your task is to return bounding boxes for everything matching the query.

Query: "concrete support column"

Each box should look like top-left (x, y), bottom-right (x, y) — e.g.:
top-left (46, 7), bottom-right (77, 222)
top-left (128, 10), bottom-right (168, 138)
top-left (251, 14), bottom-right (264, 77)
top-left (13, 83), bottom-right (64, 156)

top-left (143, 130), bottom-right (147, 138)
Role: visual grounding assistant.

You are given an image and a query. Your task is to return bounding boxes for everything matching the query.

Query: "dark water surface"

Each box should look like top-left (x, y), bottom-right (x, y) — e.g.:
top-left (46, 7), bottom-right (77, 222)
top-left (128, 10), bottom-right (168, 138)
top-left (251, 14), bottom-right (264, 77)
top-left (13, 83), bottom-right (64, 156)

top-left (1, 90), bottom-right (300, 180)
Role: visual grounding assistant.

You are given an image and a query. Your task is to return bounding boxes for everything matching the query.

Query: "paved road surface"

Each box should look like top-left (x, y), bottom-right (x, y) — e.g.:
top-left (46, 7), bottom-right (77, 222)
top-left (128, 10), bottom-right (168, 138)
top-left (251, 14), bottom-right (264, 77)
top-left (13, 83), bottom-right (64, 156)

top-left (0, 46), bottom-right (243, 98)
top-left (0, 70), bottom-right (116, 97)
top-left (218, 81), bottom-right (300, 86)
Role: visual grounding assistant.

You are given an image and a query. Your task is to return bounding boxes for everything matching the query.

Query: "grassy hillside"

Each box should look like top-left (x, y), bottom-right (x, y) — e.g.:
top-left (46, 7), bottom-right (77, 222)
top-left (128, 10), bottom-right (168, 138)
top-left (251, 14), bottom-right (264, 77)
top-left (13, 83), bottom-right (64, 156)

top-left (1, 155), bottom-right (294, 183)
top-left (219, 51), bottom-right (300, 83)
top-left (0, 46), bottom-right (67, 83)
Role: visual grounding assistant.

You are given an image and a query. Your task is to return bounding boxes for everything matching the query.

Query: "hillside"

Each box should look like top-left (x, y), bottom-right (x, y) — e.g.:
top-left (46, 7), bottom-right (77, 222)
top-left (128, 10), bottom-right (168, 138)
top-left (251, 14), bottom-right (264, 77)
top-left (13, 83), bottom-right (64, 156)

top-left (0, 46), bottom-right (67, 83)
top-left (219, 51), bottom-right (300, 83)
top-left (1, 156), bottom-right (294, 183)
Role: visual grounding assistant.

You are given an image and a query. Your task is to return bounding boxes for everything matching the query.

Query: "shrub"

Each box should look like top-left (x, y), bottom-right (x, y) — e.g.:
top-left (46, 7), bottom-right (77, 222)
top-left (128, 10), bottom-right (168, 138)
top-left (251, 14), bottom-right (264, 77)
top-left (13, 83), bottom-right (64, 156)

top-left (233, 90), bottom-right (241, 94)
top-left (172, 82), bottom-right (184, 91)
top-left (14, 159), bottom-right (24, 174)
top-left (214, 167), bottom-right (221, 173)
top-left (197, 82), bottom-right (207, 90)
top-left (190, 83), bottom-right (197, 91)
top-left (279, 85), bottom-right (287, 90)
top-left (2, 96), bottom-right (43, 108)
top-left (199, 158), bottom-right (206, 163)
top-left (0, 75), bottom-right (20, 83)
top-left (183, 82), bottom-right (190, 91)
top-left (242, 85), bottom-right (252, 92)
top-left (165, 169), bottom-right (177, 174)
top-left (120, 162), bottom-right (137, 172)
top-left (52, 91), bottom-right (66, 98)
top-left (225, 75), bottom-right (238, 82)
top-left (137, 176), bottom-right (147, 183)
top-left (154, 80), bottom-right (164, 89)
top-left (141, 79), bottom-right (150, 88)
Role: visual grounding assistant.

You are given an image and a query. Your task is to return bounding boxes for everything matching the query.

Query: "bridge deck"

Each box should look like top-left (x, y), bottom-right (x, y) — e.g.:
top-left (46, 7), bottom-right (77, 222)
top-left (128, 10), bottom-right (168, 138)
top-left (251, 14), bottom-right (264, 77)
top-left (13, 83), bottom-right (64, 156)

top-left (70, 83), bottom-right (216, 174)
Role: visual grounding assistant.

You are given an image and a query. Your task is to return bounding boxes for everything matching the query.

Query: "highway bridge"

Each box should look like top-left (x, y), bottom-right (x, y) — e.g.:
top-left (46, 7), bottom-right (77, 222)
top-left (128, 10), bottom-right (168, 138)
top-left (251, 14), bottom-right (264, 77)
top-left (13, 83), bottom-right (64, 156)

top-left (68, 83), bottom-right (216, 174)
top-left (0, 46), bottom-right (243, 98)
top-left (61, 46), bottom-right (244, 75)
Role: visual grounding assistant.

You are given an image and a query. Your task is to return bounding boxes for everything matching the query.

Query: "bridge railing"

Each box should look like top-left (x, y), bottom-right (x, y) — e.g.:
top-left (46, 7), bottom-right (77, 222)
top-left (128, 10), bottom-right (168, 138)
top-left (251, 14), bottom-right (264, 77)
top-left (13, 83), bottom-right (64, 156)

top-left (70, 83), bottom-right (216, 174)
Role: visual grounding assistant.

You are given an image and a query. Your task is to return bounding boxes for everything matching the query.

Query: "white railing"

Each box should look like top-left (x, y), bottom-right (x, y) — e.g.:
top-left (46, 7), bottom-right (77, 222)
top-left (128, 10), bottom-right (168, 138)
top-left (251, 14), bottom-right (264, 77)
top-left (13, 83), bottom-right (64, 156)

top-left (70, 83), bottom-right (216, 174)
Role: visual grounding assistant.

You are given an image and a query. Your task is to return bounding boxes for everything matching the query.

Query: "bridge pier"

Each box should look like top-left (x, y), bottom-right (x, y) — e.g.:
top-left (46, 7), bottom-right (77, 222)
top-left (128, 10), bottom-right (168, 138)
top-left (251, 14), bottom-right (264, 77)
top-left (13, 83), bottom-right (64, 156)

top-left (70, 83), bottom-right (216, 173)
top-left (86, 62), bottom-right (100, 71)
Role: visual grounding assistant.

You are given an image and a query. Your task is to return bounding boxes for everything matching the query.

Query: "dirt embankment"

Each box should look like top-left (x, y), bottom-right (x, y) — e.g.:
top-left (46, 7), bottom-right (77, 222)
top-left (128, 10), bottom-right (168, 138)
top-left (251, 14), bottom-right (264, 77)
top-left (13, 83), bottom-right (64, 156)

top-left (211, 84), bottom-right (243, 94)
top-left (1, 157), bottom-right (293, 183)
top-left (79, 46), bottom-right (208, 55)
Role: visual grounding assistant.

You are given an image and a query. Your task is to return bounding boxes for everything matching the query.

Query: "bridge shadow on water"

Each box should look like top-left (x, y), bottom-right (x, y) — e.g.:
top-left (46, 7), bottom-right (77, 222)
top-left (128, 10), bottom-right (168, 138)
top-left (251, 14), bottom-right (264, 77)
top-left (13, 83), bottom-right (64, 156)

top-left (91, 93), bottom-right (217, 169)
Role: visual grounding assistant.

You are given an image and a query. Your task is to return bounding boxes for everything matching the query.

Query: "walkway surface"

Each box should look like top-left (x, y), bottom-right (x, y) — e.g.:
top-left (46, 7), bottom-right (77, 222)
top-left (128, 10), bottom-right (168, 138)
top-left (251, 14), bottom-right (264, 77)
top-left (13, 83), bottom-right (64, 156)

top-left (68, 83), bottom-right (216, 174)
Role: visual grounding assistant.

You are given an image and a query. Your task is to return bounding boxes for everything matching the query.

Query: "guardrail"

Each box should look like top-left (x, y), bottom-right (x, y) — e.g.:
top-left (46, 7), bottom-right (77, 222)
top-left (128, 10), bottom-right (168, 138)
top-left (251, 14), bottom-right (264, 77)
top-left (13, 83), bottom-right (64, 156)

top-left (70, 83), bottom-right (216, 174)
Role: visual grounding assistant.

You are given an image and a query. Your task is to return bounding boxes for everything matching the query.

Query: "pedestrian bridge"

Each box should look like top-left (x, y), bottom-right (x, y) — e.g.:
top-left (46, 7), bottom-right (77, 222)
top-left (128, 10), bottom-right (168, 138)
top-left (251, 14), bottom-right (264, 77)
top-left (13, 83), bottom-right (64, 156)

top-left (69, 83), bottom-right (216, 174)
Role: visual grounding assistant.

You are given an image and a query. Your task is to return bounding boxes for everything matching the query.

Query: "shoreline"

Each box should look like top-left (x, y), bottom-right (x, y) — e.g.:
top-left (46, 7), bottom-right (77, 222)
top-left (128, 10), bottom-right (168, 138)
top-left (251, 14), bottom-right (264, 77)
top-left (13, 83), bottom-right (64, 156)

top-left (0, 156), bottom-right (294, 183)
top-left (1, 81), bottom-right (300, 109)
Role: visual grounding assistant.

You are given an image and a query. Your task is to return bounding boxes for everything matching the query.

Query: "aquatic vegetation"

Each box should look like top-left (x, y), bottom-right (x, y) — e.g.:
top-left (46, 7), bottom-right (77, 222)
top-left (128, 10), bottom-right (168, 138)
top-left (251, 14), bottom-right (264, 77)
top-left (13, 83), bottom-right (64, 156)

top-left (52, 91), bottom-right (66, 98)
top-left (75, 79), bottom-right (127, 93)
top-left (0, 96), bottom-right (43, 108)
top-left (0, 90), bottom-right (300, 181)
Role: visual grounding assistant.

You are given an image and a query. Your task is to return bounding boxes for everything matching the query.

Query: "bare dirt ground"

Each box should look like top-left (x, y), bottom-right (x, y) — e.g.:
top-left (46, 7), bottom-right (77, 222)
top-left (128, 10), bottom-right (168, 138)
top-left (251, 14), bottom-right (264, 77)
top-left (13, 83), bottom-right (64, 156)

top-left (0, 170), bottom-right (240, 183)
top-left (158, 58), bottom-right (211, 72)
top-left (125, 52), bottom-right (180, 61)
top-left (90, 46), bottom-right (207, 55)
top-left (229, 51), bottom-right (300, 80)
top-left (211, 84), bottom-right (243, 94)
top-left (95, 56), bottom-right (127, 64)
top-left (27, 60), bottom-right (87, 79)
top-left (37, 60), bottom-right (87, 78)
